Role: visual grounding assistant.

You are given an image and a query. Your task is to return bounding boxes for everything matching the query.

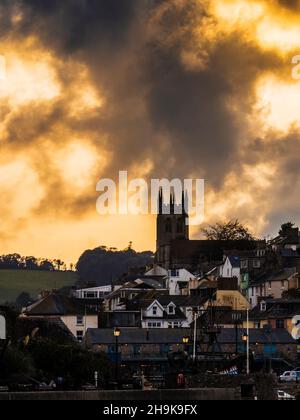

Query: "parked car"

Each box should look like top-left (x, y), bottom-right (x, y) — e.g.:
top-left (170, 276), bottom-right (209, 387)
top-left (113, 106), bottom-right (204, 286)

top-left (279, 371), bottom-right (299, 383)
top-left (277, 390), bottom-right (296, 401)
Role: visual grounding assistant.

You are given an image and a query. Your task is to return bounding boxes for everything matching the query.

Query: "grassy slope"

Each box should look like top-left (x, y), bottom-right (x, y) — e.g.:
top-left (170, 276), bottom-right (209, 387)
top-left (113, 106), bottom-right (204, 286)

top-left (0, 270), bottom-right (78, 304)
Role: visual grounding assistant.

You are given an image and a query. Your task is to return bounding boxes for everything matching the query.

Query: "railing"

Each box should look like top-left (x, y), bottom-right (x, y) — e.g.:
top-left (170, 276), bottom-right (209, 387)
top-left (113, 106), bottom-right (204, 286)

top-left (121, 353), bottom-right (169, 361)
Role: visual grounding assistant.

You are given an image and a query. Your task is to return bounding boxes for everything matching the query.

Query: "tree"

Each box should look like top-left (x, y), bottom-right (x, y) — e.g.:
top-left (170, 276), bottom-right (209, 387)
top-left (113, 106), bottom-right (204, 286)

top-left (76, 246), bottom-right (154, 285)
top-left (27, 338), bottom-right (113, 386)
top-left (15, 292), bottom-right (33, 309)
top-left (1, 346), bottom-right (35, 380)
top-left (39, 259), bottom-right (55, 271)
top-left (202, 219), bottom-right (255, 241)
top-left (53, 259), bottom-right (64, 271)
top-left (280, 222), bottom-right (295, 236)
top-left (25, 256), bottom-right (39, 270)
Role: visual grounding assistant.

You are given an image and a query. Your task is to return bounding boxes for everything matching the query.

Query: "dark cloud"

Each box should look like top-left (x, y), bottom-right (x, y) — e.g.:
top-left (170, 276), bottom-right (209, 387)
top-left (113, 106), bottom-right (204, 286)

top-left (1, 0), bottom-right (300, 238)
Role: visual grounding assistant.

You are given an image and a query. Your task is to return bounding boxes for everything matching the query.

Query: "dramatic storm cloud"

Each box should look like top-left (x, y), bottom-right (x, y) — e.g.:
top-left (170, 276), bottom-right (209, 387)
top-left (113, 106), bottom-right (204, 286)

top-left (1, 0), bottom-right (300, 262)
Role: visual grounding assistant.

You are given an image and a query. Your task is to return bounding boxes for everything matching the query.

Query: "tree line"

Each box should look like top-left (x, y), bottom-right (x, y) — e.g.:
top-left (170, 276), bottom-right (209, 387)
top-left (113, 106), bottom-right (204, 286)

top-left (0, 254), bottom-right (71, 272)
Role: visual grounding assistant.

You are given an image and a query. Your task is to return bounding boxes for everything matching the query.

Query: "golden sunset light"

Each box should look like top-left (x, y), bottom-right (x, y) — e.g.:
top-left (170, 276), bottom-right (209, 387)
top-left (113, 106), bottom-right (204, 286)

top-left (0, 0), bottom-right (300, 265)
top-left (2, 1), bottom-right (300, 401)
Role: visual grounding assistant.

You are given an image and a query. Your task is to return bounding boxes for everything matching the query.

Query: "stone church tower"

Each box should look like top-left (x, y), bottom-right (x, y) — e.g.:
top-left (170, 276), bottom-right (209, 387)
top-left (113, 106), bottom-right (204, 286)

top-left (156, 189), bottom-right (189, 268)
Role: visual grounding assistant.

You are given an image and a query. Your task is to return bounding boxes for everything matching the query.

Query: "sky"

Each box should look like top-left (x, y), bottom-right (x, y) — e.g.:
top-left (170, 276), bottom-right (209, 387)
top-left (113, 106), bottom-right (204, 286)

top-left (1, 0), bottom-right (300, 264)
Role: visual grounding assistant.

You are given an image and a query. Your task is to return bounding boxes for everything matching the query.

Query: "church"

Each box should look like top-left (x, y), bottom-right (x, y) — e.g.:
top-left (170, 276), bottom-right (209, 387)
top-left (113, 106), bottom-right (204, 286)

top-left (156, 190), bottom-right (258, 273)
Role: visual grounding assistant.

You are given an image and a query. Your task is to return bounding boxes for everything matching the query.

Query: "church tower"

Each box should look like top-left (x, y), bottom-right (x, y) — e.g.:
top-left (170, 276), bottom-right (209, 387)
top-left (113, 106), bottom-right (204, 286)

top-left (156, 189), bottom-right (189, 267)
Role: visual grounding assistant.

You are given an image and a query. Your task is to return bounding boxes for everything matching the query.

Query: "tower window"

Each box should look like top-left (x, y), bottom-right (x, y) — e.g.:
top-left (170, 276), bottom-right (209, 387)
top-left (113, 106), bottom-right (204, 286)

top-left (177, 222), bottom-right (183, 234)
top-left (166, 219), bottom-right (172, 233)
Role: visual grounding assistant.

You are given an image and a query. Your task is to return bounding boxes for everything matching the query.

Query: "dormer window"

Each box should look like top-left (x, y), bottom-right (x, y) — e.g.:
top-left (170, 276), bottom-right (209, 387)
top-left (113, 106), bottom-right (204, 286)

top-left (168, 305), bottom-right (175, 315)
top-left (260, 301), bottom-right (267, 312)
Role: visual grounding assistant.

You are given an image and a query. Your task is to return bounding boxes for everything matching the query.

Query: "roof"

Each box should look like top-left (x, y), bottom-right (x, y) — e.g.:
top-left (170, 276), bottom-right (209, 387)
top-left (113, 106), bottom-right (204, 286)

top-left (250, 268), bottom-right (298, 286)
top-left (105, 279), bottom-right (166, 300)
top-left (250, 299), bottom-right (300, 320)
top-left (126, 291), bottom-right (208, 311)
top-left (23, 294), bottom-right (98, 316)
top-left (228, 256), bottom-right (240, 268)
top-left (170, 240), bottom-right (259, 264)
top-left (145, 266), bottom-right (168, 277)
top-left (87, 327), bottom-right (297, 345)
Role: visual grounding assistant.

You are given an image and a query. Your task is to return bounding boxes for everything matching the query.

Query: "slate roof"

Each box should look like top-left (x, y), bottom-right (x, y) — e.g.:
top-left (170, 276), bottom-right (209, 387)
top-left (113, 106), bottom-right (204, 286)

top-left (87, 327), bottom-right (297, 345)
top-left (250, 299), bottom-right (300, 320)
top-left (126, 291), bottom-right (208, 311)
top-left (105, 279), bottom-right (166, 300)
top-left (250, 268), bottom-right (298, 287)
top-left (228, 256), bottom-right (240, 268)
top-left (24, 294), bottom-right (98, 316)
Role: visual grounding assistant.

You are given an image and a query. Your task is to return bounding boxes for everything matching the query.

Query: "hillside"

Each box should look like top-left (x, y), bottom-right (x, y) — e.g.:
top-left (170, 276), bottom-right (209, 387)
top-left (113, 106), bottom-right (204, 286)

top-left (0, 270), bottom-right (78, 304)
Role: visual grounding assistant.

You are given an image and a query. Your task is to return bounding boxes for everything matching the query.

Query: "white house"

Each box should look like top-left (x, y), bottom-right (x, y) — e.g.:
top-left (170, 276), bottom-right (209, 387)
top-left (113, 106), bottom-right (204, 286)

top-left (141, 299), bottom-right (189, 329)
top-left (219, 256), bottom-right (241, 285)
top-left (21, 293), bottom-right (99, 342)
top-left (167, 268), bottom-right (195, 296)
top-left (75, 285), bottom-right (112, 300)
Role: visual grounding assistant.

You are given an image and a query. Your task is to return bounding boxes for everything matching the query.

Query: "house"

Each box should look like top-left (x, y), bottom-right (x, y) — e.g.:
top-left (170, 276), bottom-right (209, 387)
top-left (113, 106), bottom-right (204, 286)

top-left (190, 277), bottom-right (218, 298)
top-left (213, 278), bottom-right (251, 312)
top-left (139, 298), bottom-right (189, 329)
top-left (75, 285), bottom-right (112, 300)
top-left (245, 299), bottom-right (300, 334)
top-left (219, 256), bottom-right (241, 285)
top-left (127, 291), bottom-right (208, 327)
top-left (248, 268), bottom-right (299, 308)
top-left (103, 278), bottom-right (167, 311)
top-left (271, 225), bottom-right (300, 252)
top-left (21, 292), bottom-right (99, 342)
top-left (167, 268), bottom-right (195, 296)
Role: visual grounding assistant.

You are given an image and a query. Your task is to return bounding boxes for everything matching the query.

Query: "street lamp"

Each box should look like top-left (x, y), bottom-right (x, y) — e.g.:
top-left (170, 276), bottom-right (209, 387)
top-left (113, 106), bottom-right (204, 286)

top-left (114, 328), bottom-right (121, 385)
top-left (183, 337), bottom-right (189, 353)
top-left (242, 332), bottom-right (250, 375)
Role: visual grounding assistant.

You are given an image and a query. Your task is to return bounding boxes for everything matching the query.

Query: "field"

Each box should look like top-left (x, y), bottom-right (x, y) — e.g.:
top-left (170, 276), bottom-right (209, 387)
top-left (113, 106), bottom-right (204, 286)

top-left (0, 270), bottom-right (79, 304)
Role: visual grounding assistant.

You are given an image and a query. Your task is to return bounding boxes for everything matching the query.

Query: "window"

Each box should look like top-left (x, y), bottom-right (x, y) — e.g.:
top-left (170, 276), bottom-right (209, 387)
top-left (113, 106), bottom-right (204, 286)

top-left (84, 292), bottom-right (98, 299)
top-left (166, 219), bottom-right (172, 233)
top-left (77, 316), bottom-right (84, 326)
top-left (260, 301), bottom-right (267, 312)
top-left (177, 222), bottom-right (183, 234)
top-left (268, 282), bottom-right (272, 290)
top-left (148, 322), bottom-right (161, 329)
top-left (76, 331), bottom-right (84, 342)
top-left (254, 322), bottom-right (261, 329)
top-left (281, 281), bottom-right (285, 289)
top-left (276, 319), bottom-right (285, 329)
top-left (168, 305), bottom-right (175, 315)
top-left (253, 260), bottom-right (261, 268)
top-left (170, 269), bottom-right (180, 277)
top-left (152, 306), bottom-right (158, 316)
top-left (241, 260), bottom-right (248, 269)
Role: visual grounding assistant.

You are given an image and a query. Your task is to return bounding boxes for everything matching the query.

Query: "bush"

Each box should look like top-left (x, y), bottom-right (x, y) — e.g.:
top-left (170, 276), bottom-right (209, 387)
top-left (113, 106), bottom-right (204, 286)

top-left (27, 338), bottom-right (113, 386)
top-left (1, 346), bottom-right (35, 380)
